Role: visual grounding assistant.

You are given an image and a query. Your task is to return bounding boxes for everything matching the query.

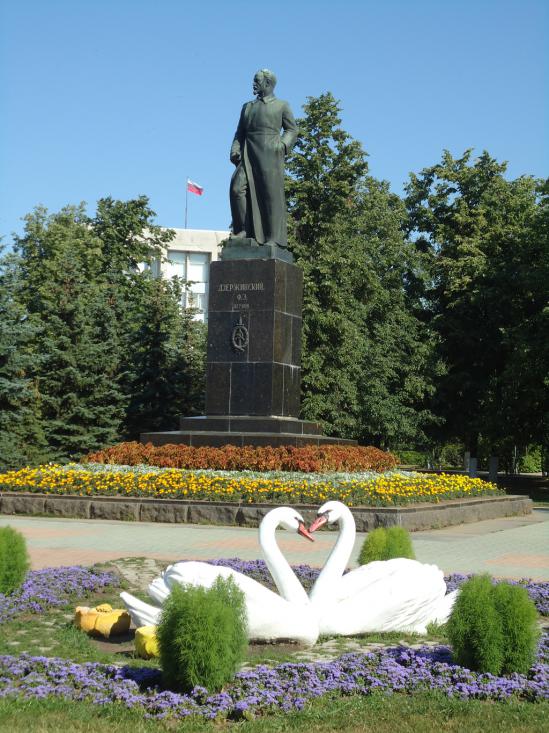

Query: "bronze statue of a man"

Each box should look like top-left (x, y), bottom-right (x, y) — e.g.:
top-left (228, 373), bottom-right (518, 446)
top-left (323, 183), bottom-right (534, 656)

top-left (229, 70), bottom-right (298, 248)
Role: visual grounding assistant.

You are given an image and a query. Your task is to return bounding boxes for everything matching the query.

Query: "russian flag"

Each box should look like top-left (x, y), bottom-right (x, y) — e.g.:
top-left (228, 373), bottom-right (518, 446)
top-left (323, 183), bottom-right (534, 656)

top-left (187, 179), bottom-right (204, 196)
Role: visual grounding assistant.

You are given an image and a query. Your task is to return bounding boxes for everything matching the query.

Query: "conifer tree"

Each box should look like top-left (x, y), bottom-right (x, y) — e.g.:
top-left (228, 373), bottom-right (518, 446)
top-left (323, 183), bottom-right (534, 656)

top-left (14, 206), bottom-right (125, 461)
top-left (124, 275), bottom-right (206, 438)
top-left (286, 94), bottom-right (436, 445)
top-left (0, 250), bottom-right (47, 468)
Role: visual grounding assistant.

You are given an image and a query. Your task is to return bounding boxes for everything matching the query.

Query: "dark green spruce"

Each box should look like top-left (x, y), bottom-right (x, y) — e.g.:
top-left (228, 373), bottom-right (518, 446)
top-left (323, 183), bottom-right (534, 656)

top-left (286, 93), bottom-right (437, 446)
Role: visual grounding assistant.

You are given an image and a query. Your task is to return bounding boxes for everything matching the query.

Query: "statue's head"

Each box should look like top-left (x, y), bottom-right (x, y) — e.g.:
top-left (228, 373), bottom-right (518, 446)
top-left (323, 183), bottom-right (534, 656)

top-left (253, 69), bottom-right (277, 98)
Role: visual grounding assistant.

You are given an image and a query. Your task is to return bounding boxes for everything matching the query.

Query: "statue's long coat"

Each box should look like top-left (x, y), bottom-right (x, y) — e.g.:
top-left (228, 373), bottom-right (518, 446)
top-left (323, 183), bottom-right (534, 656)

top-left (231, 95), bottom-right (298, 246)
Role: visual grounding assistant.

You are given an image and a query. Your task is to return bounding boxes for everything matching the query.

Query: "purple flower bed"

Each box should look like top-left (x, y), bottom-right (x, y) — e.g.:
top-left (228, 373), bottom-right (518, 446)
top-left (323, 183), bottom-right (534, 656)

top-left (0, 637), bottom-right (547, 719)
top-left (208, 558), bottom-right (320, 593)
top-left (0, 567), bottom-right (119, 625)
top-left (209, 559), bottom-right (549, 616)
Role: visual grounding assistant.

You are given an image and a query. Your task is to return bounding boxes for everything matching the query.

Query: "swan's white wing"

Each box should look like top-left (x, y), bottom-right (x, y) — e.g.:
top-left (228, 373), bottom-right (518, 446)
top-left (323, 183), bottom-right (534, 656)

top-left (150, 561), bottom-right (319, 646)
top-left (316, 558), bottom-right (451, 635)
top-left (430, 588), bottom-right (459, 624)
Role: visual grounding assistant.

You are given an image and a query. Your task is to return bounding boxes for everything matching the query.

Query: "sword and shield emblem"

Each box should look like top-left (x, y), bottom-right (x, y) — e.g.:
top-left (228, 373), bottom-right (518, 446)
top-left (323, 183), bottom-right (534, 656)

top-left (231, 315), bottom-right (249, 352)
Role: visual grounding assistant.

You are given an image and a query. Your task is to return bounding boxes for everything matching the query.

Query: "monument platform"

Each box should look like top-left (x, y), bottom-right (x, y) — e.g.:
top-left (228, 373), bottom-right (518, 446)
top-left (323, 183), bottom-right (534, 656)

top-left (142, 415), bottom-right (355, 447)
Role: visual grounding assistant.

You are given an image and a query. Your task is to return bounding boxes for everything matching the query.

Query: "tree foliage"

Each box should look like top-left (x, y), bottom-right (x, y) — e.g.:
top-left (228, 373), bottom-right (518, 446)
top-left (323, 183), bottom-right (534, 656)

top-left (0, 249), bottom-right (47, 469)
top-left (286, 94), bottom-right (437, 445)
top-left (1, 196), bottom-right (206, 467)
top-left (13, 206), bottom-right (125, 461)
top-left (124, 276), bottom-right (206, 438)
top-left (405, 150), bottom-right (546, 460)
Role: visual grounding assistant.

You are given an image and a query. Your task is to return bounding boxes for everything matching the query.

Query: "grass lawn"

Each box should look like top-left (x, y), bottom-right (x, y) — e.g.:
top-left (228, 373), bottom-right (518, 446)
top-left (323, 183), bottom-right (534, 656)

top-left (1, 692), bottom-right (548, 732)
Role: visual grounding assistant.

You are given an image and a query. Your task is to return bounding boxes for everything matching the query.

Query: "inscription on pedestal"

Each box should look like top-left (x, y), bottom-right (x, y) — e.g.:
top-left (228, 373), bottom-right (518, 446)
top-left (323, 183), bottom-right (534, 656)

top-left (217, 281), bottom-right (265, 311)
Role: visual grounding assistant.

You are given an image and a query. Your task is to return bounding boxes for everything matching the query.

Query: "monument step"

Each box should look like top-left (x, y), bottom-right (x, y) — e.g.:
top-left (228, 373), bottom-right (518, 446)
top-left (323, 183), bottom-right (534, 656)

top-left (141, 430), bottom-right (356, 448)
top-left (179, 415), bottom-right (323, 435)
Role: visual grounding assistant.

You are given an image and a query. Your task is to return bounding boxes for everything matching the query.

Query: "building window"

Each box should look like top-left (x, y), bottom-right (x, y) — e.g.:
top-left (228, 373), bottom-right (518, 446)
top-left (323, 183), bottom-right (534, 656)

top-left (165, 251), bottom-right (210, 321)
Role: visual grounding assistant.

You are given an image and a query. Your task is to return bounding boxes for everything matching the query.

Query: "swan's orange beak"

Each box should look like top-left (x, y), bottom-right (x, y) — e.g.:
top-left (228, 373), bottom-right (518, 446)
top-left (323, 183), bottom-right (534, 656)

top-left (308, 513), bottom-right (328, 533)
top-left (297, 521), bottom-right (315, 542)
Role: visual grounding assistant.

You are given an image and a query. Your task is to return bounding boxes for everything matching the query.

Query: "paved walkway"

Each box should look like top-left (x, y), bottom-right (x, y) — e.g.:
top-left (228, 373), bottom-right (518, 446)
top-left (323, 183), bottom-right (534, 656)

top-left (1, 510), bottom-right (548, 580)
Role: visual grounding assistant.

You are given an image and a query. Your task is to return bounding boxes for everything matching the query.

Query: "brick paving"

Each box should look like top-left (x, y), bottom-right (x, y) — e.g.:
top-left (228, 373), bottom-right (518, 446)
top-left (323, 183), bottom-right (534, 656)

top-left (1, 509), bottom-right (548, 579)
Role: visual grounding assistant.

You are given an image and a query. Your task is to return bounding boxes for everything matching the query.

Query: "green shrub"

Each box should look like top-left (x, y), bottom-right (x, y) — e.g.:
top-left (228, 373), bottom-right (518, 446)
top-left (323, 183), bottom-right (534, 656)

top-left (492, 582), bottom-right (540, 674)
top-left (439, 443), bottom-right (465, 468)
top-left (385, 526), bottom-right (415, 561)
top-left (358, 528), bottom-right (388, 564)
top-left (156, 577), bottom-right (247, 693)
top-left (358, 526), bottom-right (415, 565)
top-left (396, 450), bottom-right (426, 467)
top-left (447, 575), bottom-right (504, 674)
top-left (519, 446), bottom-right (542, 473)
top-left (0, 526), bottom-right (30, 594)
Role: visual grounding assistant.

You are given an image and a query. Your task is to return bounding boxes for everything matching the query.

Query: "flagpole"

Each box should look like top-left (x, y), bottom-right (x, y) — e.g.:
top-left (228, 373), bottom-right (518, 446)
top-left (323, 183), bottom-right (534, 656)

top-left (185, 178), bottom-right (188, 229)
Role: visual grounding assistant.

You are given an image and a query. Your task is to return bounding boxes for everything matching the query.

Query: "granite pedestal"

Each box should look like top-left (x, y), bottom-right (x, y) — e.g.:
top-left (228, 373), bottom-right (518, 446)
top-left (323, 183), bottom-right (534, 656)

top-left (141, 252), bottom-right (356, 447)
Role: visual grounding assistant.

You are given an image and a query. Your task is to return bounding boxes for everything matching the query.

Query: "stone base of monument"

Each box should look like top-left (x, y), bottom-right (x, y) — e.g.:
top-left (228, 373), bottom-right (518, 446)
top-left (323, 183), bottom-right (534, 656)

top-left (141, 253), bottom-right (356, 448)
top-left (141, 415), bottom-right (356, 447)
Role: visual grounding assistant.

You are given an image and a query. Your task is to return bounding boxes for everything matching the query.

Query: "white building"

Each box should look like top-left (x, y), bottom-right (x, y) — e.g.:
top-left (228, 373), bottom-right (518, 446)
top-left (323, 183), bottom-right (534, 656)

top-left (156, 228), bottom-right (229, 322)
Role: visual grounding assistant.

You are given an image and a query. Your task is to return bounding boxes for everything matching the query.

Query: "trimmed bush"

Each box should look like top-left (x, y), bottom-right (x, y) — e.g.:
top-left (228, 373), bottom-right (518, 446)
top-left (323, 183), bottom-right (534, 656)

top-left (0, 526), bottom-right (30, 595)
top-left (358, 528), bottom-right (388, 564)
top-left (447, 575), bottom-right (504, 674)
top-left (385, 527), bottom-right (415, 560)
top-left (358, 526), bottom-right (415, 565)
top-left (156, 577), bottom-right (247, 693)
top-left (492, 582), bottom-right (540, 674)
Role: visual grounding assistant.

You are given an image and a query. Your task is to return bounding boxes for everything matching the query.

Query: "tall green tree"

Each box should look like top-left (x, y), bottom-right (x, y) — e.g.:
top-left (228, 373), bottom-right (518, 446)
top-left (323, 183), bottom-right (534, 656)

top-left (14, 206), bottom-right (125, 461)
top-left (405, 150), bottom-right (544, 459)
top-left (286, 93), bottom-right (437, 445)
top-left (124, 275), bottom-right (206, 438)
top-left (498, 178), bottom-right (549, 470)
top-left (89, 196), bottom-right (184, 438)
top-left (286, 93), bottom-right (369, 438)
top-left (351, 180), bottom-right (439, 447)
top-left (0, 250), bottom-right (46, 468)
top-left (9, 196), bottom-right (206, 460)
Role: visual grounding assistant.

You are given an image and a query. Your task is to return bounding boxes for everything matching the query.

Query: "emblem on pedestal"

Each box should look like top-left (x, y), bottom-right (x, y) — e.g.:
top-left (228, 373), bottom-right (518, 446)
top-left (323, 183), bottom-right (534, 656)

top-left (231, 315), bottom-right (249, 352)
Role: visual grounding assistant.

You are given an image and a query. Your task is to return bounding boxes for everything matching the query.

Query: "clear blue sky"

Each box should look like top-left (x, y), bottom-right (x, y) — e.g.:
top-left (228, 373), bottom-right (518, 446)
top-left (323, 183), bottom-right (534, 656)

top-left (1, 0), bottom-right (547, 242)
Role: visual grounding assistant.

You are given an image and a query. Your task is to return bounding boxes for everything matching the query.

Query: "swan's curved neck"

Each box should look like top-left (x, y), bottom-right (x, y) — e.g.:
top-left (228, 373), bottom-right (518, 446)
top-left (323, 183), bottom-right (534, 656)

top-left (259, 514), bottom-right (310, 606)
top-left (310, 507), bottom-right (356, 604)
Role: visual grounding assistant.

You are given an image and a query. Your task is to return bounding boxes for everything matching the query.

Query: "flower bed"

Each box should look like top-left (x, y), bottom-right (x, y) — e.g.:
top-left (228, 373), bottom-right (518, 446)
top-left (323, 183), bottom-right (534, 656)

top-left (0, 464), bottom-right (502, 506)
top-left (85, 442), bottom-right (398, 473)
top-left (0, 640), bottom-right (547, 720)
top-left (0, 566), bottom-right (119, 625)
top-left (0, 561), bottom-right (547, 719)
top-left (1, 560), bottom-right (546, 622)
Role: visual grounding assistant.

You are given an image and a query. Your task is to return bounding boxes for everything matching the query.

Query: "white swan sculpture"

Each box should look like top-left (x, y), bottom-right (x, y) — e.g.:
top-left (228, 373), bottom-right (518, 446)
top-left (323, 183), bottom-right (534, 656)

top-left (120, 507), bottom-right (319, 645)
top-left (121, 500), bottom-right (458, 645)
top-left (307, 501), bottom-right (459, 635)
